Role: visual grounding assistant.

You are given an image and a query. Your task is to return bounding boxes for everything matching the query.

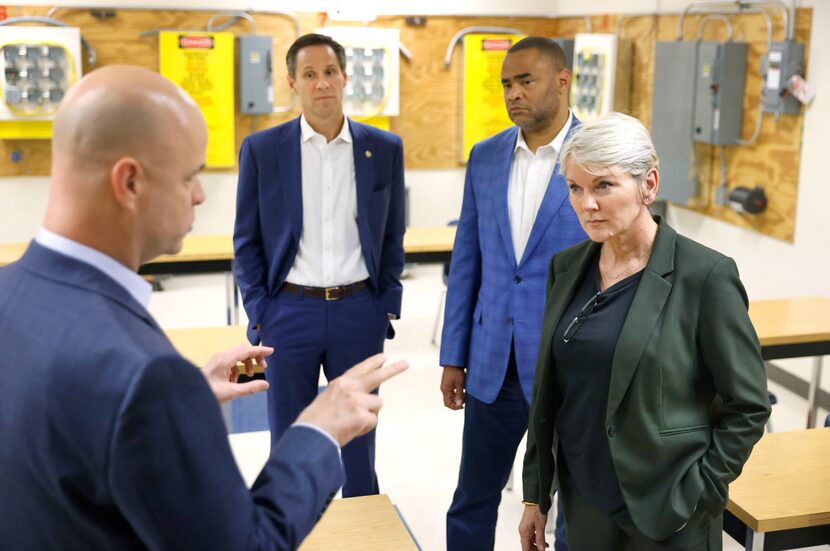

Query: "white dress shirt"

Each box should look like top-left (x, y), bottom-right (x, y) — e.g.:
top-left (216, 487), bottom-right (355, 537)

top-left (507, 110), bottom-right (573, 262)
top-left (35, 228), bottom-right (152, 309)
top-left (285, 115), bottom-right (369, 288)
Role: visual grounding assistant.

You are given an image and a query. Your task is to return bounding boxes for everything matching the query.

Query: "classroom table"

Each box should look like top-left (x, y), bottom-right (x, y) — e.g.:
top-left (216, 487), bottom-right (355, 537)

top-left (298, 494), bottom-right (419, 550)
top-left (0, 227), bottom-right (458, 271)
top-left (166, 325), bottom-right (249, 368)
top-left (142, 226), bottom-right (457, 274)
top-left (0, 226), bottom-right (457, 325)
top-left (749, 297), bottom-right (830, 428)
top-left (726, 428), bottom-right (830, 551)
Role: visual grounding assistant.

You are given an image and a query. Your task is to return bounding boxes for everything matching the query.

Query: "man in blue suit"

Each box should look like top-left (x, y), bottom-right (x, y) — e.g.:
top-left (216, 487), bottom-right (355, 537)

top-left (440, 37), bottom-right (587, 550)
top-left (234, 34), bottom-right (405, 498)
top-left (0, 65), bottom-right (406, 550)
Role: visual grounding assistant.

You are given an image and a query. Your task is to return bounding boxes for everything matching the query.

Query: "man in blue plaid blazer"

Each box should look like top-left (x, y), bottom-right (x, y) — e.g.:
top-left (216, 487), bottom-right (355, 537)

top-left (439, 37), bottom-right (587, 550)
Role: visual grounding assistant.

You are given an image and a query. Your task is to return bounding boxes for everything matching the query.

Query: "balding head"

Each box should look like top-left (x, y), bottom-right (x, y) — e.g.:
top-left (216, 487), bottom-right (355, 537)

top-left (45, 65), bottom-right (207, 269)
top-left (52, 65), bottom-right (200, 172)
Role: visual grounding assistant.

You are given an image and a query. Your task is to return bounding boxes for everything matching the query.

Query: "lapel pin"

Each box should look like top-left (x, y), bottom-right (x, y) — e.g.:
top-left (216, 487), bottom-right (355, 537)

top-left (365, 150), bottom-right (372, 158)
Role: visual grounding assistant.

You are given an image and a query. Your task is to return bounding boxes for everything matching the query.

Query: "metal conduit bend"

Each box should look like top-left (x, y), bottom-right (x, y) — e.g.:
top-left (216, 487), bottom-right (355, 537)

top-left (444, 26), bottom-right (524, 68)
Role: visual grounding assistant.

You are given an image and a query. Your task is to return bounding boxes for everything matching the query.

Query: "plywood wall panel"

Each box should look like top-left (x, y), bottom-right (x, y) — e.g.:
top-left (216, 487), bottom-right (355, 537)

top-left (0, 7), bottom-right (810, 241)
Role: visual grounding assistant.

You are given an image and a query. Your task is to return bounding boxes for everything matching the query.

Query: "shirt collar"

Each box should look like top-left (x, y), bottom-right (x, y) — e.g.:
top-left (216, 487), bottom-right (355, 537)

top-left (514, 109), bottom-right (573, 155)
top-left (34, 228), bottom-right (153, 309)
top-left (300, 114), bottom-right (353, 145)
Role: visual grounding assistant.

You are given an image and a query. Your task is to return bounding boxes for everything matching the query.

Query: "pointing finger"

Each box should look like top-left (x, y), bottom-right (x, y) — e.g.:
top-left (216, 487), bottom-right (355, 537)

top-left (346, 354), bottom-right (386, 378)
top-left (359, 359), bottom-right (408, 392)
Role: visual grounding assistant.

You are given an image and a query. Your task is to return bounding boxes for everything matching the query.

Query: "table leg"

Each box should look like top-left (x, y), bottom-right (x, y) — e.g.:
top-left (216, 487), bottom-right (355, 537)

top-left (806, 355), bottom-right (824, 428)
top-left (746, 527), bottom-right (765, 551)
top-left (232, 267), bottom-right (240, 325)
top-left (224, 271), bottom-right (234, 326)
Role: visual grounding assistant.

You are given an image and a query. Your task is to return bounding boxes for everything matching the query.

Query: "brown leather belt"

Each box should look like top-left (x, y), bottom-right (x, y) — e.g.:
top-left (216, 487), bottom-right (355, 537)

top-left (281, 279), bottom-right (369, 301)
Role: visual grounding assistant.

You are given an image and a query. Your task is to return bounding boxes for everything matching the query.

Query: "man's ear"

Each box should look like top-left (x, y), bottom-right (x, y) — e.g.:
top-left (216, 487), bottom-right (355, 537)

top-left (558, 68), bottom-right (572, 95)
top-left (286, 73), bottom-right (297, 95)
top-left (110, 157), bottom-right (143, 210)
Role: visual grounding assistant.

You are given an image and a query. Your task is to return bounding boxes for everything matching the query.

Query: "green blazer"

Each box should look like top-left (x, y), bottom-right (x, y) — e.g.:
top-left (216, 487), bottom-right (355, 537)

top-left (522, 217), bottom-right (770, 541)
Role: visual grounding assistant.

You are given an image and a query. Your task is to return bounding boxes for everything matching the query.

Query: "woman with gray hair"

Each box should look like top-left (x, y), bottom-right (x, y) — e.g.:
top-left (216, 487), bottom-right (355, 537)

top-left (518, 113), bottom-right (770, 550)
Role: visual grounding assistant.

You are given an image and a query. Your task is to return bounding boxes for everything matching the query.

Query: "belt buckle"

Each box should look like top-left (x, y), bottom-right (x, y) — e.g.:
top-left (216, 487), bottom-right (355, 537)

top-left (325, 286), bottom-right (340, 301)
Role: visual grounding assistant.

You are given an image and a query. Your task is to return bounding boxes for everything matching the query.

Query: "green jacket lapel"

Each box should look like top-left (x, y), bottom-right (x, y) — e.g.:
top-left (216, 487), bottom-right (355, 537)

top-left (606, 218), bottom-right (677, 419)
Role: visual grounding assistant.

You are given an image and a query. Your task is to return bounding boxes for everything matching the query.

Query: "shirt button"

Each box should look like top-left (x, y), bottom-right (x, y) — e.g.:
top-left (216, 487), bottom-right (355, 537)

top-left (514, 275), bottom-right (522, 284)
top-left (607, 425), bottom-right (617, 438)
top-left (506, 317), bottom-right (514, 325)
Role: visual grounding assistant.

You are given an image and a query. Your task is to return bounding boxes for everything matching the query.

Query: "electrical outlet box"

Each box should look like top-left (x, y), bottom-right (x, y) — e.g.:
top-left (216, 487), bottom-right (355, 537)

top-left (570, 33), bottom-right (632, 122)
top-left (238, 35), bottom-right (272, 115)
top-left (652, 41), bottom-right (699, 205)
top-left (692, 41), bottom-right (747, 145)
top-left (0, 26), bottom-right (81, 121)
top-left (761, 41), bottom-right (804, 114)
top-left (318, 26), bottom-right (400, 118)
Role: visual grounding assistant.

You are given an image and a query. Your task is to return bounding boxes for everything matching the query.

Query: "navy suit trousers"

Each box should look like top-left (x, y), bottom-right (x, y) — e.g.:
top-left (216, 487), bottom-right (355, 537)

top-left (260, 285), bottom-right (388, 497)
top-left (446, 348), bottom-right (530, 550)
top-left (446, 346), bottom-right (569, 550)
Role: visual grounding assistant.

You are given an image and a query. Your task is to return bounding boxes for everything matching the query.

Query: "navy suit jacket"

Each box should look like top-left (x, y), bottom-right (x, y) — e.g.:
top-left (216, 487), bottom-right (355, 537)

top-left (0, 242), bottom-right (343, 550)
top-left (234, 117), bottom-right (406, 344)
top-left (439, 118), bottom-right (588, 404)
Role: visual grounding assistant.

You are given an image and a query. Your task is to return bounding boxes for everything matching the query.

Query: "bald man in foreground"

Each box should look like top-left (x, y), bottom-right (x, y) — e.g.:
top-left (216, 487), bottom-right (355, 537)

top-left (0, 65), bottom-right (407, 550)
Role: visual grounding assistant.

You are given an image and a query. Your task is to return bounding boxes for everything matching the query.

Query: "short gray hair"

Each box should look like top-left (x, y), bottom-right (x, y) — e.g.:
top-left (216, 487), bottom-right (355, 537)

top-left (559, 112), bottom-right (659, 186)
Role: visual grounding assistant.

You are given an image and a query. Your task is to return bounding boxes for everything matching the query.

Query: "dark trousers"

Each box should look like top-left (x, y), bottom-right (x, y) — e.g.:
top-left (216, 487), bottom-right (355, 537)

top-left (446, 348), bottom-right (530, 551)
top-left (260, 286), bottom-right (387, 497)
top-left (559, 476), bottom-right (722, 551)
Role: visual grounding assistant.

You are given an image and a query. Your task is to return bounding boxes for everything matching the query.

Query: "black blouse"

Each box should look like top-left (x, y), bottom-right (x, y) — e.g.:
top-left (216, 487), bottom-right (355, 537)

top-left (552, 253), bottom-right (643, 521)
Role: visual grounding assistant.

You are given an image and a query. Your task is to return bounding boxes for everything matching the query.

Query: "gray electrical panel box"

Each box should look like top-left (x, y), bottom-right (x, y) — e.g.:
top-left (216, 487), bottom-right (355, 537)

top-left (552, 38), bottom-right (575, 70)
top-left (238, 35), bottom-right (273, 115)
top-left (652, 41), bottom-right (698, 205)
top-left (693, 41), bottom-right (747, 145)
top-left (761, 41), bottom-right (804, 114)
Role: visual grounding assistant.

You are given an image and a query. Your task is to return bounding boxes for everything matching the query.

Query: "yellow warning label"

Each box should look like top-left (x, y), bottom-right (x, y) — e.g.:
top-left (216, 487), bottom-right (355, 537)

top-left (159, 31), bottom-right (235, 167)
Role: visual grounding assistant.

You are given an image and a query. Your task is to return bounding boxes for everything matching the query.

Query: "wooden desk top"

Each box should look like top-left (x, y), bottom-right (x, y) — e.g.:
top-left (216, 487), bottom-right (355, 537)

top-left (0, 237), bottom-right (233, 267)
top-left (404, 225), bottom-right (455, 253)
top-left (299, 494), bottom-right (418, 550)
top-left (165, 326), bottom-right (248, 369)
top-left (727, 429), bottom-right (830, 533)
top-left (0, 226), bottom-right (457, 267)
top-left (152, 227), bottom-right (456, 261)
top-left (153, 235), bottom-right (233, 264)
top-left (0, 241), bottom-right (26, 267)
top-left (748, 297), bottom-right (830, 347)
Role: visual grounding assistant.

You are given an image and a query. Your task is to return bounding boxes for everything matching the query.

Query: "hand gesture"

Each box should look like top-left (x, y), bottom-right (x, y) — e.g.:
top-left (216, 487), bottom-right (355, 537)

top-left (297, 354), bottom-right (408, 447)
top-left (202, 344), bottom-right (273, 404)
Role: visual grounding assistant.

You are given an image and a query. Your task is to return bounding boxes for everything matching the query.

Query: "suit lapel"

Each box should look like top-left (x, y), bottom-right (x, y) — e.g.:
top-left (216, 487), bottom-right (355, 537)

top-left (519, 116), bottom-right (582, 266)
top-left (606, 219), bottom-right (676, 418)
top-left (493, 127), bottom-right (519, 267)
top-left (277, 118), bottom-right (303, 244)
top-left (350, 120), bottom-right (378, 275)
